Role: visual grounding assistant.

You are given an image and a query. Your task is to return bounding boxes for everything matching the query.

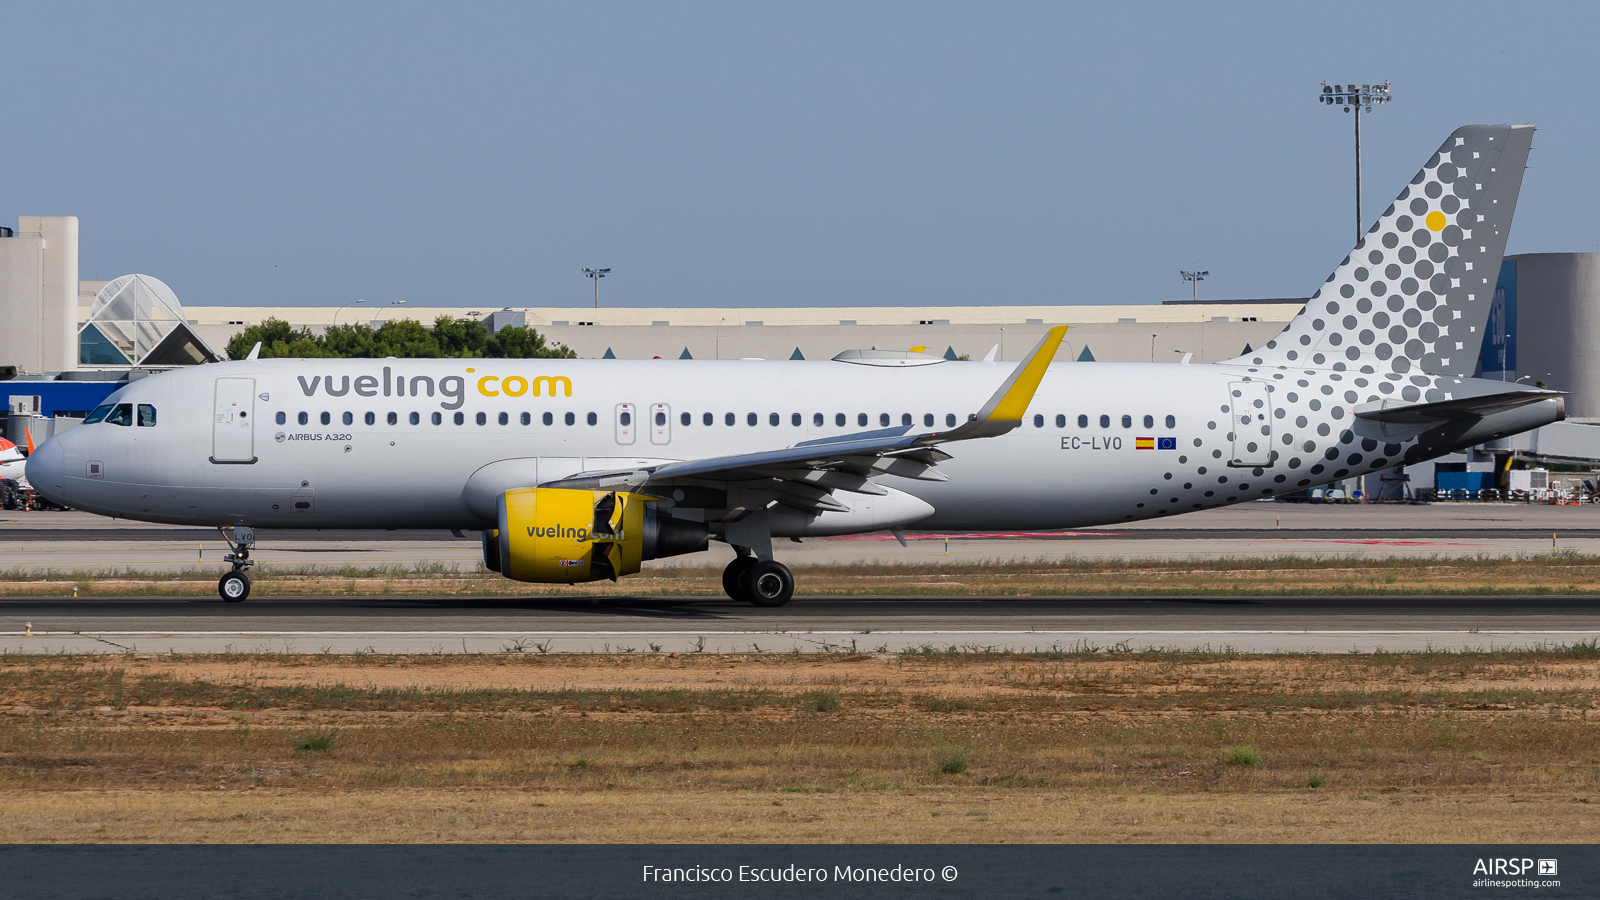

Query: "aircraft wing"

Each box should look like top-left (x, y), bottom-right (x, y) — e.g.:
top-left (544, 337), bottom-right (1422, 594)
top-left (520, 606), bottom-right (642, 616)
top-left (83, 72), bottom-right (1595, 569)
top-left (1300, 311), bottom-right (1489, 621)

top-left (539, 326), bottom-right (1067, 512)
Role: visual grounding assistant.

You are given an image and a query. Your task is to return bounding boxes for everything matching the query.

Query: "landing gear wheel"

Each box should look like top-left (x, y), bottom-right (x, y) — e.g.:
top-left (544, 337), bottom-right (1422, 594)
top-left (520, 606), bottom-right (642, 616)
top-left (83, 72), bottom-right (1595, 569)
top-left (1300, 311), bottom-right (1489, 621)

top-left (722, 557), bottom-right (759, 602)
top-left (742, 560), bottom-right (794, 607)
top-left (219, 571), bottom-right (251, 603)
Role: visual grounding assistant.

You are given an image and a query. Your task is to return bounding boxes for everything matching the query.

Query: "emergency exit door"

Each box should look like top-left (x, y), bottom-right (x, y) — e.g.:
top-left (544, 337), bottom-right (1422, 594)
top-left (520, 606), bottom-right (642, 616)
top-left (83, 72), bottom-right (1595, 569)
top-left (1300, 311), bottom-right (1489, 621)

top-left (212, 378), bottom-right (256, 463)
top-left (1228, 381), bottom-right (1272, 467)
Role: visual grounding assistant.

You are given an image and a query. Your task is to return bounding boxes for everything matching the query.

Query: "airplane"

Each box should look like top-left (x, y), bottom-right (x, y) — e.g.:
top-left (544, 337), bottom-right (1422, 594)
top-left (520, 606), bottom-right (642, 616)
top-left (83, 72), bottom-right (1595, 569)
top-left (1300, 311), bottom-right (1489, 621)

top-left (0, 436), bottom-right (27, 484)
top-left (26, 124), bottom-right (1563, 605)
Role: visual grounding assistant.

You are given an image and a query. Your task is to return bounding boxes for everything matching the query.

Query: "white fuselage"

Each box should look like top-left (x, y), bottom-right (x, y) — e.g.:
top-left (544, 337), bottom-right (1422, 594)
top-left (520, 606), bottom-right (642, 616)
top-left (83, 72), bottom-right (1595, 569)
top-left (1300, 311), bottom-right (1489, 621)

top-left (25, 356), bottom-right (1562, 534)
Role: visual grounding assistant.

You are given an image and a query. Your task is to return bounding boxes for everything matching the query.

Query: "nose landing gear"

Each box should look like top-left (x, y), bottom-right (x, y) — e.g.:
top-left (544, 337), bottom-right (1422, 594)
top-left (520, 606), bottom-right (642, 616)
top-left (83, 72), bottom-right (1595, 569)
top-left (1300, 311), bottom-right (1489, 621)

top-left (217, 526), bottom-right (256, 603)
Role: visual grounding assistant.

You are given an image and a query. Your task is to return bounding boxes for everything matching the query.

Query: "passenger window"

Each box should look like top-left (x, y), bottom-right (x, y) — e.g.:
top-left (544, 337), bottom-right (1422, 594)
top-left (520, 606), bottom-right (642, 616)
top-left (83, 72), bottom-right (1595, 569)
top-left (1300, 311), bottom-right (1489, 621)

top-left (565, 412), bottom-right (575, 426)
top-left (658, 411), bottom-right (669, 426)
top-left (320, 412), bottom-right (331, 426)
top-left (836, 413), bottom-right (846, 427)
top-left (498, 412), bottom-right (509, 426)
top-left (924, 414), bottom-right (933, 427)
top-left (945, 414), bottom-right (956, 427)
top-left (875, 413), bottom-right (886, 427)
top-left (476, 412), bottom-right (486, 426)
top-left (620, 411), bottom-right (632, 426)
top-left (814, 413), bottom-right (824, 427)
top-left (1121, 415), bottom-right (1132, 428)
top-left (1099, 415), bottom-right (1110, 428)
top-left (747, 412), bottom-right (758, 426)
top-left (365, 412), bottom-right (376, 426)
top-left (105, 404), bottom-right (133, 426)
top-left (275, 412), bottom-right (286, 425)
top-left (791, 413), bottom-right (801, 426)
top-left (1143, 415), bottom-right (1154, 428)
top-left (769, 413), bottom-right (779, 426)
top-left (298, 412), bottom-right (308, 425)
top-left (1033, 414), bottom-right (1044, 428)
top-left (387, 412), bottom-right (398, 425)
top-left (586, 412), bottom-right (598, 426)
top-left (521, 412), bottom-right (531, 426)
top-left (542, 412), bottom-right (553, 426)
top-left (342, 412), bottom-right (353, 426)
top-left (137, 404), bottom-right (156, 427)
top-left (680, 412), bottom-right (691, 426)
top-left (725, 412), bottom-right (735, 426)
top-left (456, 412), bottom-right (467, 425)
top-left (858, 413), bottom-right (868, 427)
top-left (431, 412), bottom-right (442, 425)
top-left (409, 412), bottom-right (420, 425)
top-left (1166, 415), bottom-right (1176, 428)
top-left (1078, 414), bottom-right (1088, 428)
top-left (701, 412), bottom-right (711, 426)
top-left (901, 413), bottom-right (912, 426)
top-left (1056, 414), bottom-right (1066, 428)
top-left (84, 404), bottom-right (113, 424)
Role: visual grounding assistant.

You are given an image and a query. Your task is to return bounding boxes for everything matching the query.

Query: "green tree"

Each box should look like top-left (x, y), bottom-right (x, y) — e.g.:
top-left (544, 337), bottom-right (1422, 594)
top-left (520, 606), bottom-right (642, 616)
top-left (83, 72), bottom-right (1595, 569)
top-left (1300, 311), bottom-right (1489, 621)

top-left (226, 318), bottom-right (337, 360)
top-left (431, 316), bottom-right (490, 357)
top-left (486, 325), bottom-right (577, 359)
top-left (227, 315), bottom-right (574, 360)
top-left (369, 319), bottom-right (443, 358)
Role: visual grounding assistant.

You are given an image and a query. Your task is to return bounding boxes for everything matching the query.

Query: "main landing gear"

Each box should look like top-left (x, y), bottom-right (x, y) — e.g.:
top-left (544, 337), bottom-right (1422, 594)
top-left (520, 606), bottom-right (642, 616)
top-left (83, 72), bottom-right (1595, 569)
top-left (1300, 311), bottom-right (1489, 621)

top-left (721, 554), bottom-right (794, 607)
top-left (217, 526), bottom-right (256, 602)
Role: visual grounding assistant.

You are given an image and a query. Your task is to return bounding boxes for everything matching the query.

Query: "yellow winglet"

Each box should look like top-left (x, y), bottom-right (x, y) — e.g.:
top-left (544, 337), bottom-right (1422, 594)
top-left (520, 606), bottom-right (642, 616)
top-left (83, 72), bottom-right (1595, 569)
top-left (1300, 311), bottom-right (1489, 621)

top-left (978, 325), bottom-right (1067, 423)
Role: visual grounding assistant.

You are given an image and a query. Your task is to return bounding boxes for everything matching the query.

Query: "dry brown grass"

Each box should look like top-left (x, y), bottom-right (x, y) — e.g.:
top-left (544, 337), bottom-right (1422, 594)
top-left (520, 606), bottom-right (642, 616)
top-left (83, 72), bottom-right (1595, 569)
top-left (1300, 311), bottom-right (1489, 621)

top-left (11, 552), bottom-right (1600, 597)
top-left (1, 649), bottom-right (1597, 843)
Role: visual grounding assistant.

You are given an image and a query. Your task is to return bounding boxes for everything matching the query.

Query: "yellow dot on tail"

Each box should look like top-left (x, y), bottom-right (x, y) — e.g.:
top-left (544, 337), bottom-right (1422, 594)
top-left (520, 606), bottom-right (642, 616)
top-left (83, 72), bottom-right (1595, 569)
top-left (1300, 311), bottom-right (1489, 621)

top-left (1425, 210), bottom-right (1447, 231)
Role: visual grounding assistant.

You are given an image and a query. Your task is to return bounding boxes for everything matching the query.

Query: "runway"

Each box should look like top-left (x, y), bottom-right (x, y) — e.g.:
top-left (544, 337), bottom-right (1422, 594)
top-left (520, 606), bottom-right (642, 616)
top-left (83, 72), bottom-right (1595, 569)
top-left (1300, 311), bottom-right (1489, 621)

top-left (6, 503), bottom-right (1600, 575)
top-left (5, 594), bottom-right (1597, 655)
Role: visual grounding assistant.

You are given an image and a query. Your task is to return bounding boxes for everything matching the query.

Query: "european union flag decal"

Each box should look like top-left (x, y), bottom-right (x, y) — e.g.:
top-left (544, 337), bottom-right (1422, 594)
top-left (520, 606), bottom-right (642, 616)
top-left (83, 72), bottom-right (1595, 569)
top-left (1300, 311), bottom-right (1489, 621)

top-left (1157, 437), bottom-right (1177, 450)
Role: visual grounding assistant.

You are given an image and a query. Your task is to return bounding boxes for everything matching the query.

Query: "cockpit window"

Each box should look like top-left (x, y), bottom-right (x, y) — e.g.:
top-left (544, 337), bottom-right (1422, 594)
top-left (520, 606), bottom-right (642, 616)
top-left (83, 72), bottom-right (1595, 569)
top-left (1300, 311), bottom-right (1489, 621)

top-left (83, 404), bottom-right (113, 425)
top-left (104, 403), bottom-right (134, 426)
top-left (137, 404), bottom-right (156, 427)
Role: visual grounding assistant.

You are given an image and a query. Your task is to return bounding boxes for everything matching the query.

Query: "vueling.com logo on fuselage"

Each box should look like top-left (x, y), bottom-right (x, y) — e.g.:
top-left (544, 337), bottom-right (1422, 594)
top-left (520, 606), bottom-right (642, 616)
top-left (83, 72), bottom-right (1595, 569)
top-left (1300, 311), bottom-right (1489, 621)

top-left (296, 366), bottom-right (572, 410)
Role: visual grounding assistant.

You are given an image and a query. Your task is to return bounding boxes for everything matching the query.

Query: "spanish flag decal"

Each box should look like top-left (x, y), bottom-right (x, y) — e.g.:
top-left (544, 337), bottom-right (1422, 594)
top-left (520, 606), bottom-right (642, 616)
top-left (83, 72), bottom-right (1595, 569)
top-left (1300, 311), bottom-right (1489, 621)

top-left (1135, 437), bottom-right (1155, 450)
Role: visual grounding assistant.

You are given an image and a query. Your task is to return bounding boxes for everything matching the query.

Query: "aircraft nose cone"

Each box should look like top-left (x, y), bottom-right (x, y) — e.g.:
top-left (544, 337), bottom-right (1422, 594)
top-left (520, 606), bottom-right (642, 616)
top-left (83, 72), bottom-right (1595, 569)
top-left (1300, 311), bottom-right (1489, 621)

top-left (26, 436), bottom-right (66, 505)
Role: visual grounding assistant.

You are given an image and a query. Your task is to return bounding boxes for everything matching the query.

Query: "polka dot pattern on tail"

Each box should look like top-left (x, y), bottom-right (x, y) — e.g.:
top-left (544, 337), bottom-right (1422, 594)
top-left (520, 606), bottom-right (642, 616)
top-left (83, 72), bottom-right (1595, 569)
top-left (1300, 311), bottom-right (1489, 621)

top-left (1220, 126), bottom-right (1531, 377)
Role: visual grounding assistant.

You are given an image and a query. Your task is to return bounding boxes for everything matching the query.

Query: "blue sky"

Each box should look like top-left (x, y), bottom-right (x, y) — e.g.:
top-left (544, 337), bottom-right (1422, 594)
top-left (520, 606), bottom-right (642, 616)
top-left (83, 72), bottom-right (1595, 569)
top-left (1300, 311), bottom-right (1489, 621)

top-left (3, 2), bottom-right (1596, 310)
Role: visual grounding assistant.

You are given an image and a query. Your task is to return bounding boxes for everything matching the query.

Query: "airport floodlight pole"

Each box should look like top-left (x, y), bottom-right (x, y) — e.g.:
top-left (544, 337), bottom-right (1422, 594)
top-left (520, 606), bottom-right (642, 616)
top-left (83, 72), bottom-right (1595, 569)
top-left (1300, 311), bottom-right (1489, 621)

top-left (1180, 270), bottom-right (1208, 303)
top-left (332, 298), bottom-right (364, 328)
top-left (1319, 81), bottom-right (1392, 242)
top-left (373, 299), bottom-right (404, 326)
top-left (583, 267), bottom-right (611, 309)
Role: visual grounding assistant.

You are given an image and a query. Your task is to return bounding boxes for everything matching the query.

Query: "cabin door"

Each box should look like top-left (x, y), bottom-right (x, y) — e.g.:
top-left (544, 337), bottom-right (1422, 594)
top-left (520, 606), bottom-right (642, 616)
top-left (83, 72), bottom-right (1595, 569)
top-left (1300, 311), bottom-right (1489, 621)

top-left (1227, 381), bottom-right (1272, 467)
top-left (212, 378), bottom-right (256, 463)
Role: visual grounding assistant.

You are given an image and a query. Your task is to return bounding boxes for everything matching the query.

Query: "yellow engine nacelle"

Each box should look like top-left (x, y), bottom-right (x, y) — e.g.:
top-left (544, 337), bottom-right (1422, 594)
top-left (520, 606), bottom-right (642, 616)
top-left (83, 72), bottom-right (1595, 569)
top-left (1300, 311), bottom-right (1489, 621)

top-left (494, 487), bottom-right (644, 584)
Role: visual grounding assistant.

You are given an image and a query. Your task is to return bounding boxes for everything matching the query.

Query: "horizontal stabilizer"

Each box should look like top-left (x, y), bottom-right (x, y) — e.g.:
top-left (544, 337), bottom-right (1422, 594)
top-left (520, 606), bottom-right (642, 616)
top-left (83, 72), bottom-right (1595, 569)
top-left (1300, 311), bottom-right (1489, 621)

top-left (1354, 390), bottom-right (1564, 424)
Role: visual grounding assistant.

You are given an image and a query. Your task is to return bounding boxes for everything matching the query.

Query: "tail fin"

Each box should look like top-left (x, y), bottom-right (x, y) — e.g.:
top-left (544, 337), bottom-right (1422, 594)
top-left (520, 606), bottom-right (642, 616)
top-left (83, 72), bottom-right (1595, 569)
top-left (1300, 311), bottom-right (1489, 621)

top-left (1236, 124), bottom-right (1534, 376)
top-left (24, 426), bottom-right (35, 455)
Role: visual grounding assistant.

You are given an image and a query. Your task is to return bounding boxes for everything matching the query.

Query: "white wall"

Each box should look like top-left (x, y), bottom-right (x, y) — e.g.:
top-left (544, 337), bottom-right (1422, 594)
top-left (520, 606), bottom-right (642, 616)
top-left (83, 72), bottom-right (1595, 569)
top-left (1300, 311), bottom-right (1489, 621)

top-left (0, 216), bottom-right (78, 374)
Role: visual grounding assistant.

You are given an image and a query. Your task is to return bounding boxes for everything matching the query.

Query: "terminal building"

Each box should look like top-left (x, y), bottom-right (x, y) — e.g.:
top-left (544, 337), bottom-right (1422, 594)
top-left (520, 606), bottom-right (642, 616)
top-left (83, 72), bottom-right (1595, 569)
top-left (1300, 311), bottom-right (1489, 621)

top-left (2, 213), bottom-right (1598, 495)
